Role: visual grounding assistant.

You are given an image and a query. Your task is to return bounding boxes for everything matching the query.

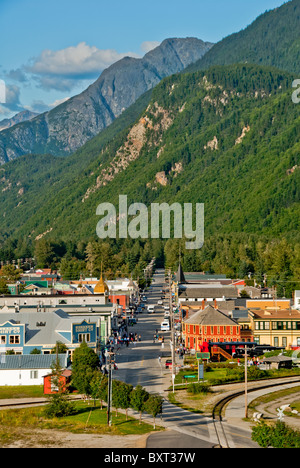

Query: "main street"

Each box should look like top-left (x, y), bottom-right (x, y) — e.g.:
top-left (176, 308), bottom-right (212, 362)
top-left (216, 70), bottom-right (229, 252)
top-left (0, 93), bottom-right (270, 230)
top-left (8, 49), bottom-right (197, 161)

top-left (112, 269), bottom-right (259, 448)
top-left (115, 269), bottom-right (171, 394)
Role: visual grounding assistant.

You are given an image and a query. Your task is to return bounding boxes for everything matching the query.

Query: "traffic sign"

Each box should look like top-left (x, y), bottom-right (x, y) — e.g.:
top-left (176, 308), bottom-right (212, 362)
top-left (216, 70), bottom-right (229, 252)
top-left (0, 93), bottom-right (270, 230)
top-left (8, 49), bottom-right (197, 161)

top-left (196, 352), bottom-right (210, 360)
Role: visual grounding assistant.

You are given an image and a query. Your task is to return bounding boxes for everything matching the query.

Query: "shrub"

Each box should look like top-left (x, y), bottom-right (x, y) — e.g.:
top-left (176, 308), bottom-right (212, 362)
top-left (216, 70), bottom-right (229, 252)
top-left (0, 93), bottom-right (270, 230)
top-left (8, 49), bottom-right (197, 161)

top-left (187, 382), bottom-right (211, 395)
top-left (44, 393), bottom-right (76, 418)
top-left (252, 421), bottom-right (300, 448)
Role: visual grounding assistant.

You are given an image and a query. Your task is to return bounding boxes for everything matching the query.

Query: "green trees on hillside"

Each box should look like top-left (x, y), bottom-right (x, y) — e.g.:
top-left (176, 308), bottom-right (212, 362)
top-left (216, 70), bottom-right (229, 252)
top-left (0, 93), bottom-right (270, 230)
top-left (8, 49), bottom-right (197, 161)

top-left (0, 64), bottom-right (299, 291)
top-left (164, 235), bottom-right (300, 297)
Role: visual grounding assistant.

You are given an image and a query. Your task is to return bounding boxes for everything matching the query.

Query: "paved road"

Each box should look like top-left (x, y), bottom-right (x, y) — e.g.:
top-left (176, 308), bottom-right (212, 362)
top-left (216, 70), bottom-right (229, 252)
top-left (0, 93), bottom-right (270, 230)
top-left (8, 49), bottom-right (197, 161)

top-left (115, 269), bottom-right (171, 393)
top-left (113, 269), bottom-right (260, 448)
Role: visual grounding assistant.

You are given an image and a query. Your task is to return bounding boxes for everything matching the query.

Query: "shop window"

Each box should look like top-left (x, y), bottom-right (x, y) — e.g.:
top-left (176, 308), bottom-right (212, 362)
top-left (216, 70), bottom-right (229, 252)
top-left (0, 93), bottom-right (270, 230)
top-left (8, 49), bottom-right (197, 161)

top-left (282, 337), bottom-right (287, 348)
top-left (79, 333), bottom-right (91, 343)
top-left (9, 336), bottom-right (20, 344)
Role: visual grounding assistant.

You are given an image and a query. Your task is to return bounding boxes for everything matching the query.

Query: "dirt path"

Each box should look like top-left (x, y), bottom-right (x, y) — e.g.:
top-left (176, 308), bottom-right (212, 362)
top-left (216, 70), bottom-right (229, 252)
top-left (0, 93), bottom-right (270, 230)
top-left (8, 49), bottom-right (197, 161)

top-left (2, 427), bottom-right (150, 448)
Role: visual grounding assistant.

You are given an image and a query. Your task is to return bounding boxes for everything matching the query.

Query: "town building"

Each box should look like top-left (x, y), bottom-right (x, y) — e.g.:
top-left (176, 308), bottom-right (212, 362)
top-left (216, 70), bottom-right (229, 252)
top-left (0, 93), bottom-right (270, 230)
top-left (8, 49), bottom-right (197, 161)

top-left (0, 354), bottom-right (69, 386)
top-left (43, 368), bottom-right (73, 394)
top-left (182, 304), bottom-right (241, 351)
top-left (294, 291), bottom-right (300, 310)
top-left (0, 309), bottom-right (110, 358)
top-left (249, 307), bottom-right (300, 350)
top-left (246, 299), bottom-right (291, 310)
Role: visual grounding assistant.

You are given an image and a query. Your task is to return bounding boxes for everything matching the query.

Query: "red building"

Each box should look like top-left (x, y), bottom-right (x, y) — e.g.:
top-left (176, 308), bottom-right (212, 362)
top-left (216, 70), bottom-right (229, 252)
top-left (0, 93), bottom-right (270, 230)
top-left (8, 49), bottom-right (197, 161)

top-left (43, 369), bottom-right (73, 395)
top-left (109, 293), bottom-right (130, 312)
top-left (182, 304), bottom-right (241, 351)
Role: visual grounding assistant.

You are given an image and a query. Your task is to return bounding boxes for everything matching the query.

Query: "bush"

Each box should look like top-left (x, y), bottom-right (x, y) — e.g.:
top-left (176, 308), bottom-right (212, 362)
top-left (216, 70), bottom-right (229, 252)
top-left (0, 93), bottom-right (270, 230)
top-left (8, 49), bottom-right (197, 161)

top-left (44, 393), bottom-right (76, 418)
top-left (247, 366), bottom-right (270, 380)
top-left (187, 382), bottom-right (211, 395)
top-left (252, 421), bottom-right (300, 448)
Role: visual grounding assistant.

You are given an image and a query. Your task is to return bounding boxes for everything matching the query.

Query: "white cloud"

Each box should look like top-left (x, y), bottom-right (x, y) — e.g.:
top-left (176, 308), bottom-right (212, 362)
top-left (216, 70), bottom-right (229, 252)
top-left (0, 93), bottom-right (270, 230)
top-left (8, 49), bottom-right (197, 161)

top-left (49, 97), bottom-right (70, 108)
top-left (0, 84), bottom-right (24, 117)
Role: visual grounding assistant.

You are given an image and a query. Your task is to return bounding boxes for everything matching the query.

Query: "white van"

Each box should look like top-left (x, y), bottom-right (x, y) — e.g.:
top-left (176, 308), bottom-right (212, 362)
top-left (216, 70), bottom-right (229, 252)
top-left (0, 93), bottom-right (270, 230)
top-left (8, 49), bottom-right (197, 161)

top-left (147, 305), bottom-right (155, 314)
top-left (161, 320), bottom-right (170, 331)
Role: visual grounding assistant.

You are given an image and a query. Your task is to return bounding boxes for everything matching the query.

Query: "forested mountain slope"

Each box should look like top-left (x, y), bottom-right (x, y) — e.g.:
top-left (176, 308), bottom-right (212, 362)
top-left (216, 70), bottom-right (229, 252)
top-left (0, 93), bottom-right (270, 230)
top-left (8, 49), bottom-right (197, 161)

top-left (187, 0), bottom-right (300, 74)
top-left (1, 64), bottom-right (299, 245)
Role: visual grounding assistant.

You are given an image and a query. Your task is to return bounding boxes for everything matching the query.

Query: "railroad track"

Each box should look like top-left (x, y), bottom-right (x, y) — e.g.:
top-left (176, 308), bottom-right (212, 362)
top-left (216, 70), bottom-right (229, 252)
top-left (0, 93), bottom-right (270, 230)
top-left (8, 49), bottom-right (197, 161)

top-left (211, 376), bottom-right (300, 448)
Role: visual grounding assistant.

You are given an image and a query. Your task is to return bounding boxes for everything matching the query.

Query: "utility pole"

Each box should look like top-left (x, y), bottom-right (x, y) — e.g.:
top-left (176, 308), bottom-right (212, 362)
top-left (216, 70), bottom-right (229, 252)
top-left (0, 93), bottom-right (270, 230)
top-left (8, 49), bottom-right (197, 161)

top-left (168, 269), bottom-right (176, 393)
top-left (245, 345), bottom-right (248, 419)
top-left (107, 348), bottom-right (113, 426)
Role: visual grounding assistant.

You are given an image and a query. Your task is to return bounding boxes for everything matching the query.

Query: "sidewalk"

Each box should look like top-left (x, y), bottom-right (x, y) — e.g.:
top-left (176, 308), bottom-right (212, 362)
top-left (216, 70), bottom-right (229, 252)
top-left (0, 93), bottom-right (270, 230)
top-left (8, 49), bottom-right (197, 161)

top-left (224, 380), bottom-right (300, 431)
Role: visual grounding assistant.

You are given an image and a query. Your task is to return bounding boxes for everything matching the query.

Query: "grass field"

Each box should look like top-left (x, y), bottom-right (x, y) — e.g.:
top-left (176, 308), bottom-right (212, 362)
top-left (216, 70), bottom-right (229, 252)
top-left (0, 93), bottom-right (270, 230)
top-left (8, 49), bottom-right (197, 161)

top-left (0, 385), bottom-right (44, 399)
top-left (0, 400), bottom-right (160, 437)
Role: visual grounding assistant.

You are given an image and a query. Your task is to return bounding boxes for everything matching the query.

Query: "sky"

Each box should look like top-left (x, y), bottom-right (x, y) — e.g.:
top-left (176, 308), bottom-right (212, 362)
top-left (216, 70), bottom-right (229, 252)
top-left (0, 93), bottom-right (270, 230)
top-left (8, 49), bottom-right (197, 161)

top-left (0, 0), bottom-right (288, 120)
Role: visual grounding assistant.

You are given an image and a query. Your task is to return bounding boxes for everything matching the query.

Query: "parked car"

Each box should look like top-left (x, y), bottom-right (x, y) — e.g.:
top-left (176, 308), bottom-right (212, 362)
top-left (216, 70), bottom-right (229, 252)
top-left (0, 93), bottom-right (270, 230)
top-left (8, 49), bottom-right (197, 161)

top-left (165, 359), bottom-right (172, 369)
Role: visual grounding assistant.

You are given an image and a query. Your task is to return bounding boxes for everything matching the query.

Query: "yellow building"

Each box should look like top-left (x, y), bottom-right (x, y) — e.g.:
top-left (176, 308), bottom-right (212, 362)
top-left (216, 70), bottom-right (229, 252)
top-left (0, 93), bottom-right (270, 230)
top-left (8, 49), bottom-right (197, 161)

top-left (250, 308), bottom-right (300, 350)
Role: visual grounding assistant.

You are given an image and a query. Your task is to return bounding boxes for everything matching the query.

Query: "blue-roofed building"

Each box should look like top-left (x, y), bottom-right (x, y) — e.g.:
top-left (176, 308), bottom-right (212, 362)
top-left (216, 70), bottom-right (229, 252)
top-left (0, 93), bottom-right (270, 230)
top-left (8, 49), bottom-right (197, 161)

top-left (0, 309), bottom-right (107, 358)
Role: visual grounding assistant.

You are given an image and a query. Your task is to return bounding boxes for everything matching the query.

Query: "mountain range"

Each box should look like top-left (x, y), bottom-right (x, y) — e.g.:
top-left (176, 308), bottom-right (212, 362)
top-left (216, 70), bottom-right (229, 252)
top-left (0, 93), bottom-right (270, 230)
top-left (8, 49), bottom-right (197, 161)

top-left (1, 63), bottom-right (299, 244)
top-left (0, 111), bottom-right (38, 132)
top-left (0, 38), bottom-right (213, 164)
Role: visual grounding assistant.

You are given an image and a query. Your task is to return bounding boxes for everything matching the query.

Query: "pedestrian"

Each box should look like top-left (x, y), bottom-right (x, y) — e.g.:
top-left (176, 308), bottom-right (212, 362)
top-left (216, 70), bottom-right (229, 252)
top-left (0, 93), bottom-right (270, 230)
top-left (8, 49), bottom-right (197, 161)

top-left (138, 334), bottom-right (141, 342)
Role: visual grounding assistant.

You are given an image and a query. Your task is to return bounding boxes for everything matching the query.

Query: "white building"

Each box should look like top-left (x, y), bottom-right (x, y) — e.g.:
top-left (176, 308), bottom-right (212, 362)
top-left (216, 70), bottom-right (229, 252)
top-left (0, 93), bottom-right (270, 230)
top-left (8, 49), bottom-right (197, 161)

top-left (294, 291), bottom-right (300, 310)
top-left (0, 354), bottom-right (69, 386)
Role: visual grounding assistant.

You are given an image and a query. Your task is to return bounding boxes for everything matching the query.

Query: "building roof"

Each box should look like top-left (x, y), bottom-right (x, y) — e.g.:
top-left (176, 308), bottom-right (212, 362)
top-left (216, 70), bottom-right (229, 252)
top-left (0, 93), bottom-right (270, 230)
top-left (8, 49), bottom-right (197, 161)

top-left (179, 287), bottom-right (238, 299)
top-left (184, 304), bottom-right (238, 326)
top-left (0, 354), bottom-right (68, 370)
top-left (0, 309), bottom-right (99, 347)
top-left (94, 275), bottom-right (109, 294)
top-left (175, 263), bottom-right (186, 284)
top-left (250, 308), bottom-right (300, 319)
top-left (263, 355), bottom-right (293, 363)
top-left (183, 273), bottom-right (227, 281)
